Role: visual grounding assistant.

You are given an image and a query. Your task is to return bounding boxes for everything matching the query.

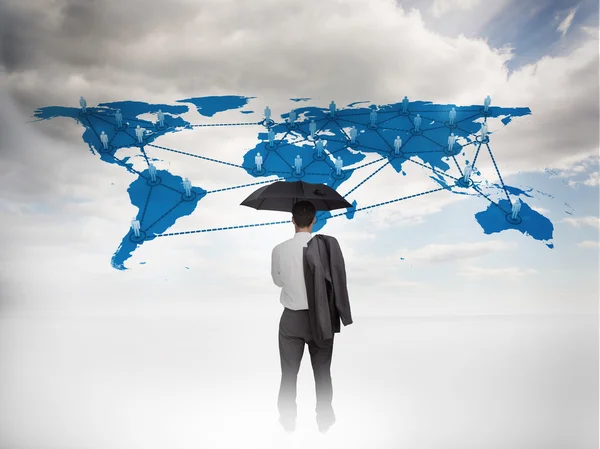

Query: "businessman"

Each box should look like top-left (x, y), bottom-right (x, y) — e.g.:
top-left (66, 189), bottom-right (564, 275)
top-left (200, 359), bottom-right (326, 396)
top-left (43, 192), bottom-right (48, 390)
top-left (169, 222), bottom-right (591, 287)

top-left (271, 200), bottom-right (353, 434)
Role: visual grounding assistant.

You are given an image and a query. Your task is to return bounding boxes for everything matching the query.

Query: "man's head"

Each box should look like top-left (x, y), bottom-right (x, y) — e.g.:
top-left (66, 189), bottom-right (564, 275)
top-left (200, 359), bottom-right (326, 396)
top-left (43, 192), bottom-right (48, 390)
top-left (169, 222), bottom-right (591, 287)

top-left (292, 200), bottom-right (316, 231)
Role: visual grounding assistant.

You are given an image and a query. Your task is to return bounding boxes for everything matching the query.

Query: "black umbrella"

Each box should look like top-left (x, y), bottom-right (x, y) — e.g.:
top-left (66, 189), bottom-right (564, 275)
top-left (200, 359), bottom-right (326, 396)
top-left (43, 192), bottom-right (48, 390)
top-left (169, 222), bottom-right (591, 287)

top-left (240, 180), bottom-right (353, 212)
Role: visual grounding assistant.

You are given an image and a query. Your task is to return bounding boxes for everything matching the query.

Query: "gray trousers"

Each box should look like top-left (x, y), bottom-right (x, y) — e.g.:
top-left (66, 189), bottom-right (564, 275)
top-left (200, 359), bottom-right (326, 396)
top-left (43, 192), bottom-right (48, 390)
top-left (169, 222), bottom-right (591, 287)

top-left (277, 307), bottom-right (334, 419)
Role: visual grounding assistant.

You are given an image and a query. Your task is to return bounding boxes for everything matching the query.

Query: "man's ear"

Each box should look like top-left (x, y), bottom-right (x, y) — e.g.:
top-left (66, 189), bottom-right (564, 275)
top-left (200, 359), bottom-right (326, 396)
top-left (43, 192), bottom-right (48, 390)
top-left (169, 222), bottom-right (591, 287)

top-left (312, 216), bottom-right (316, 224)
top-left (291, 217), bottom-right (296, 225)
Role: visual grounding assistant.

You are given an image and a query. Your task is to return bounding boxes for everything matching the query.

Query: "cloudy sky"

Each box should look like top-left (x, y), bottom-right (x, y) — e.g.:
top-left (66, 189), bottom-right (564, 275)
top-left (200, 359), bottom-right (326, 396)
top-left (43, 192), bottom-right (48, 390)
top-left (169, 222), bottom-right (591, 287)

top-left (0, 0), bottom-right (598, 447)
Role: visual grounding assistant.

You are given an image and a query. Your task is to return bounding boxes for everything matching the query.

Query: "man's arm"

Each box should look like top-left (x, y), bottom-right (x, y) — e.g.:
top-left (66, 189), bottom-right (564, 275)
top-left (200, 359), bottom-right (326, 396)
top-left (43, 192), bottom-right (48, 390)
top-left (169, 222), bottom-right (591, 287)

top-left (271, 246), bottom-right (283, 287)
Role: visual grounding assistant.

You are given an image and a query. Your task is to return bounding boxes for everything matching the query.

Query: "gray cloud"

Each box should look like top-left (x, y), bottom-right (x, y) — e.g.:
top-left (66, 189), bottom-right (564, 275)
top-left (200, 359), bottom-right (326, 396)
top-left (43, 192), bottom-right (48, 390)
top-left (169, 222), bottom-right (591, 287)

top-left (0, 0), bottom-right (597, 201)
top-left (0, 0), bottom-right (203, 71)
top-left (0, 0), bottom-right (597, 312)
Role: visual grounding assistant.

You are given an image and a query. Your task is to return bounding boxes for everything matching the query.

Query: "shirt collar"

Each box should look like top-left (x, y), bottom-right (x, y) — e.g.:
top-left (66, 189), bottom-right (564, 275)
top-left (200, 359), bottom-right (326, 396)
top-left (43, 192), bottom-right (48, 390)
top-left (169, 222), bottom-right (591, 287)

top-left (294, 231), bottom-right (312, 238)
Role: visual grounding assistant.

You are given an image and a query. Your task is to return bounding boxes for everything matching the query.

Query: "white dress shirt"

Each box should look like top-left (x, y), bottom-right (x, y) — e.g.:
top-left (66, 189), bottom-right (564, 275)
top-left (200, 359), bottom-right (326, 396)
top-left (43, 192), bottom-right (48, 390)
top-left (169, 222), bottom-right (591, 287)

top-left (271, 231), bottom-right (313, 310)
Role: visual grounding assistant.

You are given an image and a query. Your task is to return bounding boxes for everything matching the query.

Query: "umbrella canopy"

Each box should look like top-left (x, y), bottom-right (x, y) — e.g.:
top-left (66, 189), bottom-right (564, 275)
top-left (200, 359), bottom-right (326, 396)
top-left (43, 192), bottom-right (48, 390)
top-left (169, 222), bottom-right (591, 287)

top-left (240, 180), bottom-right (353, 212)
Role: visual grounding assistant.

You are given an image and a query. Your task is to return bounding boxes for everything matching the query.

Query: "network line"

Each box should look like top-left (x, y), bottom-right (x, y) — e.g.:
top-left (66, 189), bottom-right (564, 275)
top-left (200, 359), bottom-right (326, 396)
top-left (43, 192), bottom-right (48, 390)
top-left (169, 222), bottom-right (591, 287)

top-left (330, 119), bottom-right (351, 141)
top-left (148, 143), bottom-right (244, 169)
top-left (451, 155), bottom-right (464, 177)
top-left (78, 100), bottom-right (512, 240)
top-left (410, 108), bottom-right (481, 113)
top-left (139, 146), bottom-right (151, 166)
top-left (191, 121), bottom-right (262, 127)
top-left (154, 186), bottom-right (446, 238)
top-left (471, 184), bottom-right (510, 214)
top-left (472, 142), bottom-right (484, 166)
top-left (485, 142), bottom-right (512, 205)
top-left (143, 200), bottom-right (184, 232)
top-left (349, 155), bottom-right (388, 171)
top-left (342, 159), bottom-right (391, 198)
top-left (378, 126), bottom-right (412, 133)
top-left (91, 111), bottom-right (150, 125)
top-left (337, 117), bottom-right (367, 127)
top-left (314, 156), bottom-right (390, 222)
top-left (420, 133), bottom-right (444, 149)
top-left (375, 114), bottom-right (403, 127)
top-left (205, 178), bottom-right (287, 194)
top-left (405, 157), bottom-right (459, 181)
top-left (139, 185), bottom-right (154, 226)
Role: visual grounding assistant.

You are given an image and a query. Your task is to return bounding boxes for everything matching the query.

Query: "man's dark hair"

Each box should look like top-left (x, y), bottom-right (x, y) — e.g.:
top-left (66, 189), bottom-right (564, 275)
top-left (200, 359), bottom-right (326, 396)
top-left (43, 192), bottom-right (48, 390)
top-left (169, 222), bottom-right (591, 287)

top-left (292, 200), bottom-right (316, 228)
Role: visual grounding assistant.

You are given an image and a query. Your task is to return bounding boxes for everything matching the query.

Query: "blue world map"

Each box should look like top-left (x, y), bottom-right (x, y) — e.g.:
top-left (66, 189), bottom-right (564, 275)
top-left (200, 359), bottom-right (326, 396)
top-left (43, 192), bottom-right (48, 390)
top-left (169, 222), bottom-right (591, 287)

top-left (32, 95), bottom-right (554, 270)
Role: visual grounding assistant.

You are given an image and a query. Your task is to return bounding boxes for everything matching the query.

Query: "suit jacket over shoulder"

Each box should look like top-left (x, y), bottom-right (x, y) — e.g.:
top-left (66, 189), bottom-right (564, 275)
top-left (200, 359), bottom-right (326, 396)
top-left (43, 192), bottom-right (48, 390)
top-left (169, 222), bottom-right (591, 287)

top-left (303, 234), bottom-right (353, 346)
